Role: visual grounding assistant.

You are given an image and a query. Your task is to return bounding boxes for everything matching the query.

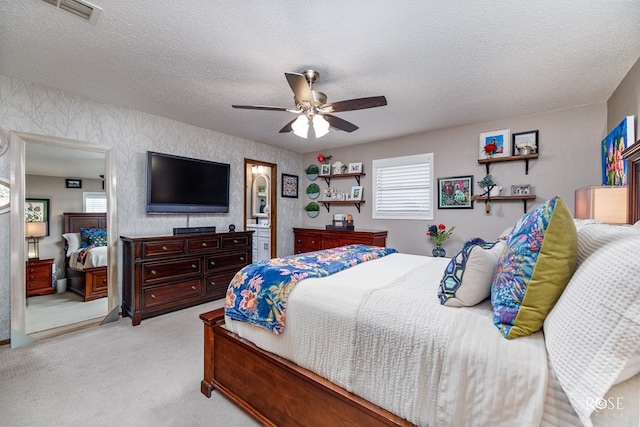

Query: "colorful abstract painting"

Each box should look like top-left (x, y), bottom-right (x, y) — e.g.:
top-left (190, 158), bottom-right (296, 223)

top-left (602, 116), bottom-right (634, 185)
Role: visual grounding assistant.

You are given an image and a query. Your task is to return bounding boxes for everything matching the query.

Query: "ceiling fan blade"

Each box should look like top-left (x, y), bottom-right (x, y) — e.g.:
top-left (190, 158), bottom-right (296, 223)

top-left (324, 96), bottom-right (387, 113)
top-left (232, 104), bottom-right (290, 112)
top-left (279, 117), bottom-right (297, 133)
top-left (323, 114), bottom-right (359, 132)
top-left (285, 72), bottom-right (314, 104)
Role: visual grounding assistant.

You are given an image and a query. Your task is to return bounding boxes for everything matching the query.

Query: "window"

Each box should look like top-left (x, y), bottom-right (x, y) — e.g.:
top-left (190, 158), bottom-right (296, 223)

top-left (372, 153), bottom-right (433, 220)
top-left (83, 192), bottom-right (107, 212)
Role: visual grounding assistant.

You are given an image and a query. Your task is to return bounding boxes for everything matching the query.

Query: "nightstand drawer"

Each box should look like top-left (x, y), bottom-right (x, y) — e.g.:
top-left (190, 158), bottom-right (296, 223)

top-left (142, 279), bottom-right (202, 308)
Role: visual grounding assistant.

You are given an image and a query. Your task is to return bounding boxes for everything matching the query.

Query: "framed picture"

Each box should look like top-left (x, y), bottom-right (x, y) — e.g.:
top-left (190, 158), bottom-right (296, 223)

top-left (602, 116), bottom-right (634, 185)
top-left (320, 164), bottom-right (331, 176)
top-left (511, 184), bottom-right (531, 195)
top-left (348, 162), bottom-right (362, 173)
top-left (479, 129), bottom-right (511, 159)
top-left (66, 179), bottom-right (82, 188)
top-left (350, 186), bottom-right (363, 201)
top-left (512, 130), bottom-right (539, 156)
top-left (281, 173), bottom-right (298, 198)
top-left (25, 198), bottom-right (50, 236)
top-left (437, 175), bottom-right (473, 209)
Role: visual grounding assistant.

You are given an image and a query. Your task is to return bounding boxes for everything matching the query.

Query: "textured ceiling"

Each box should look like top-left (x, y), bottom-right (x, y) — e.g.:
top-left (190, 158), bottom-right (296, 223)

top-left (1, 1), bottom-right (639, 154)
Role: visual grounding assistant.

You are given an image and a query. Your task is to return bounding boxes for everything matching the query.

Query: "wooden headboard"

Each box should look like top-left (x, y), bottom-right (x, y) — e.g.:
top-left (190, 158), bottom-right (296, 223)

top-left (63, 212), bottom-right (107, 234)
top-left (623, 139), bottom-right (640, 223)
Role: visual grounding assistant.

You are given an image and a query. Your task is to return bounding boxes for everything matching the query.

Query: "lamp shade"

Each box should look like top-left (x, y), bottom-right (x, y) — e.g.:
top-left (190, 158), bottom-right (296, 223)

top-left (312, 115), bottom-right (330, 138)
top-left (25, 221), bottom-right (47, 237)
top-left (291, 115), bottom-right (309, 138)
top-left (574, 185), bottom-right (628, 224)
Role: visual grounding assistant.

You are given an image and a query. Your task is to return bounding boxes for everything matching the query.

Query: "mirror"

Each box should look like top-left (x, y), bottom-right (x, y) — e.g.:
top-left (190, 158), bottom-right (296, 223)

top-left (0, 178), bottom-right (9, 214)
top-left (10, 131), bottom-right (118, 347)
top-left (252, 173), bottom-right (269, 218)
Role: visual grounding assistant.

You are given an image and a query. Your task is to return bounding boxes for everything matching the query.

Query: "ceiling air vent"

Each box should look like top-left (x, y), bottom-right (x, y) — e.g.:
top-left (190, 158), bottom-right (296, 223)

top-left (41, 0), bottom-right (102, 24)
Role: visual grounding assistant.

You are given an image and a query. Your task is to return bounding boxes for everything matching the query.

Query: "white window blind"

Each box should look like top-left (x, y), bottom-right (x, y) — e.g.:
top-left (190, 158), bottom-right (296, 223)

top-left (372, 153), bottom-right (433, 220)
top-left (83, 192), bottom-right (107, 213)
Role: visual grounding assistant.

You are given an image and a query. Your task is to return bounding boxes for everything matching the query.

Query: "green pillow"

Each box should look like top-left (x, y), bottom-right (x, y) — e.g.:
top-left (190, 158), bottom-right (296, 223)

top-left (491, 196), bottom-right (577, 339)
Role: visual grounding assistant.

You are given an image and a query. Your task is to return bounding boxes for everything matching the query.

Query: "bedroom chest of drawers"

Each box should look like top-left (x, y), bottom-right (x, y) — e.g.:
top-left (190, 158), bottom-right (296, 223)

top-left (26, 258), bottom-right (55, 297)
top-left (121, 231), bottom-right (253, 325)
top-left (293, 228), bottom-right (388, 254)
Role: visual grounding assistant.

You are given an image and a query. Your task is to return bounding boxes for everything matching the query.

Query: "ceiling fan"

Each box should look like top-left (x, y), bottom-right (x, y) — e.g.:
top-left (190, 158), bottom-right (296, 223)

top-left (232, 70), bottom-right (387, 138)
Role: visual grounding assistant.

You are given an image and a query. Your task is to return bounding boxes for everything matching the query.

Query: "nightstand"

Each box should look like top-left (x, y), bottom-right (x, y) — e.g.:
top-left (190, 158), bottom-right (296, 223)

top-left (26, 258), bottom-right (55, 297)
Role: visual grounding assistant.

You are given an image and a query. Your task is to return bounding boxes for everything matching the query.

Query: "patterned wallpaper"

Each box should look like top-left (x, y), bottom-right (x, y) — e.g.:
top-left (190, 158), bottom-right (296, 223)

top-left (0, 74), bottom-right (303, 340)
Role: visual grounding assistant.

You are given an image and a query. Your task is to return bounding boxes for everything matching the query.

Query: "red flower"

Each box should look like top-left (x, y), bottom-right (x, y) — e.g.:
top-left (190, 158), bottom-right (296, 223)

top-left (438, 224), bottom-right (446, 230)
top-left (317, 153), bottom-right (332, 163)
top-left (484, 143), bottom-right (497, 154)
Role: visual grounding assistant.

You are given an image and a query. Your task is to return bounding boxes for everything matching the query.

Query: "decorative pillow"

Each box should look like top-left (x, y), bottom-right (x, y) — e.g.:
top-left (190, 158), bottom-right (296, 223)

top-left (62, 232), bottom-right (82, 256)
top-left (491, 196), bottom-right (577, 339)
top-left (80, 227), bottom-right (107, 247)
top-left (543, 236), bottom-right (640, 425)
top-left (438, 239), bottom-right (505, 307)
top-left (576, 222), bottom-right (640, 266)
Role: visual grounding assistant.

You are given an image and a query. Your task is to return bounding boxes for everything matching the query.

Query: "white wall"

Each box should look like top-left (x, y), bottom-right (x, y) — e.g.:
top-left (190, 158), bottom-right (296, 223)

top-left (0, 74), bottom-right (303, 341)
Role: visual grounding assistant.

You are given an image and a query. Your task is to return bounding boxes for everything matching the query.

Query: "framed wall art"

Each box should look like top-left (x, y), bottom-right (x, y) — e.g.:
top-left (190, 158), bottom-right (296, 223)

top-left (601, 116), bottom-right (634, 185)
top-left (350, 186), bottom-right (363, 201)
top-left (479, 129), bottom-right (511, 159)
top-left (281, 173), bottom-right (299, 198)
top-left (66, 179), bottom-right (82, 188)
top-left (348, 162), bottom-right (362, 173)
top-left (512, 130), bottom-right (539, 156)
top-left (25, 198), bottom-right (50, 236)
top-left (511, 184), bottom-right (531, 195)
top-left (437, 175), bottom-right (473, 209)
top-left (320, 164), bottom-right (331, 176)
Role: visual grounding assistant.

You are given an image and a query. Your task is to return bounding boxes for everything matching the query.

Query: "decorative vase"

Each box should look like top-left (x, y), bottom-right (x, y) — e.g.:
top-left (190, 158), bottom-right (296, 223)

top-left (306, 210), bottom-right (319, 218)
top-left (307, 192), bottom-right (319, 199)
top-left (432, 244), bottom-right (446, 257)
top-left (306, 173), bottom-right (318, 180)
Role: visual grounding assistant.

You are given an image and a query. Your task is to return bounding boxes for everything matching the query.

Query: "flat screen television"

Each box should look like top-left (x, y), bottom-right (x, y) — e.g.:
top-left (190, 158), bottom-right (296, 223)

top-left (146, 151), bottom-right (230, 214)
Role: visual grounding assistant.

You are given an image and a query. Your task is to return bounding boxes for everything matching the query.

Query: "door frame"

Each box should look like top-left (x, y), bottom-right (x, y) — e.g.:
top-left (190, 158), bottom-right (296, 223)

top-left (244, 158), bottom-right (277, 258)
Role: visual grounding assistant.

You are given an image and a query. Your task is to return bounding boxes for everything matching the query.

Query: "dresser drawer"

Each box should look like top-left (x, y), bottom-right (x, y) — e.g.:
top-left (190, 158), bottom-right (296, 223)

top-left (204, 271), bottom-right (238, 299)
top-left (142, 257), bottom-right (201, 284)
top-left (142, 279), bottom-right (202, 308)
top-left (88, 270), bottom-right (108, 294)
top-left (26, 265), bottom-right (50, 282)
top-left (142, 240), bottom-right (185, 258)
top-left (187, 236), bottom-right (221, 253)
top-left (222, 235), bottom-right (249, 249)
top-left (205, 251), bottom-right (249, 273)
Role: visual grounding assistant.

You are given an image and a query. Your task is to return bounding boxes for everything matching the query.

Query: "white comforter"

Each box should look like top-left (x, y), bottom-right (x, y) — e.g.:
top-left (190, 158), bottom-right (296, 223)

top-left (226, 253), bottom-right (549, 426)
top-left (68, 245), bottom-right (108, 270)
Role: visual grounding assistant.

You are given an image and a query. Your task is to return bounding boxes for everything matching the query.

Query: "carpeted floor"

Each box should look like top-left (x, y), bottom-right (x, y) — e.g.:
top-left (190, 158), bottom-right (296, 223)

top-left (26, 291), bottom-right (108, 334)
top-left (0, 300), bottom-right (259, 427)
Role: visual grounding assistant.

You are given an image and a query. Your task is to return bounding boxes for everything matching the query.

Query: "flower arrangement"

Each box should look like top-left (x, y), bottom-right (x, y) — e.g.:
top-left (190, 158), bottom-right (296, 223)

top-left (317, 153), bottom-right (332, 163)
top-left (426, 223), bottom-right (455, 245)
top-left (477, 174), bottom-right (495, 189)
top-left (483, 138), bottom-right (498, 157)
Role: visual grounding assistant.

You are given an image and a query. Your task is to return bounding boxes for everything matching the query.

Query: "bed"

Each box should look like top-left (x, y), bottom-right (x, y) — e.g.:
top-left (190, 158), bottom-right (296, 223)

top-left (200, 146), bottom-right (640, 426)
top-left (62, 212), bottom-right (108, 302)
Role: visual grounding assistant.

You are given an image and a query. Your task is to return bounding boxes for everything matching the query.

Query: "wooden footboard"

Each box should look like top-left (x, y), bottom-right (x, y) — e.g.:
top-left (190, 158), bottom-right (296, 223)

top-left (66, 266), bottom-right (108, 302)
top-left (200, 309), bottom-right (414, 427)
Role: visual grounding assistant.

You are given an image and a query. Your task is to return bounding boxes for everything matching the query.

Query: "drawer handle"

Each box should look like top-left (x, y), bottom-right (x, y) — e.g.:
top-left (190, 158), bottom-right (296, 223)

top-left (210, 261), bottom-right (216, 266)
top-left (29, 283), bottom-right (34, 288)
top-left (210, 281), bottom-right (215, 286)
top-left (240, 256), bottom-right (245, 261)
top-left (201, 242), bottom-right (207, 247)
top-left (150, 294), bottom-right (156, 299)
top-left (102, 279), bottom-right (107, 284)
top-left (150, 270), bottom-right (157, 275)
top-left (29, 269), bottom-right (35, 273)
top-left (29, 276), bottom-right (35, 280)
top-left (312, 240), bottom-right (315, 244)
top-left (192, 264), bottom-right (197, 269)
top-left (191, 285), bottom-right (197, 290)
top-left (162, 246), bottom-right (168, 251)
top-left (233, 239), bottom-right (239, 244)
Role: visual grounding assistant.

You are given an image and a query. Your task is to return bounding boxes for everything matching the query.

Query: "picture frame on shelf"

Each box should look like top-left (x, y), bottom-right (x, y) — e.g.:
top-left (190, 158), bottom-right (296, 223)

top-left (320, 164), bottom-right (331, 176)
top-left (281, 173), bottom-right (298, 198)
top-left (25, 198), bottom-right (50, 236)
top-left (479, 129), bottom-right (511, 160)
top-left (350, 186), bottom-right (363, 201)
top-left (511, 184), bottom-right (531, 195)
top-left (512, 130), bottom-right (539, 156)
top-left (437, 175), bottom-right (473, 209)
top-left (65, 178), bottom-right (82, 188)
top-left (348, 162), bottom-right (362, 173)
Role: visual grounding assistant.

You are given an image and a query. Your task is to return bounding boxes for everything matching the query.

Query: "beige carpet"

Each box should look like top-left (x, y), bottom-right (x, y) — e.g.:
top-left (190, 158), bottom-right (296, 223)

top-left (26, 292), bottom-right (108, 334)
top-left (0, 300), bottom-right (259, 427)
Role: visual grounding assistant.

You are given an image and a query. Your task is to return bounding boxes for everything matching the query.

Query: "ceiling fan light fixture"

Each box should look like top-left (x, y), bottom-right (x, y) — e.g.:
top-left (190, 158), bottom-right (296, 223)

top-left (291, 115), bottom-right (309, 138)
top-left (312, 115), bottom-right (330, 138)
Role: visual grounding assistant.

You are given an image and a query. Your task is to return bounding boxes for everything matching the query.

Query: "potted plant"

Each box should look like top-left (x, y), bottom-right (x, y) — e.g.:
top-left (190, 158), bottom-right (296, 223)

top-left (306, 183), bottom-right (320, 199)
top-left (305, 164), bottom-right (319, 180)
top-left (304, 202), bottom-right (320, 218)
top-left (477, 174), bottom-right (501, 196)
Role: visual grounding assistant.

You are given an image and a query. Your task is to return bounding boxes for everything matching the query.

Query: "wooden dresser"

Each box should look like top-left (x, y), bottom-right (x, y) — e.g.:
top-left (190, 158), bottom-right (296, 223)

top-left (121, 231), bottom-right (253, 325)
top-left (293, 228), bottom-right (388, 254)
top-left (26, 258), bottom-right (55, 297)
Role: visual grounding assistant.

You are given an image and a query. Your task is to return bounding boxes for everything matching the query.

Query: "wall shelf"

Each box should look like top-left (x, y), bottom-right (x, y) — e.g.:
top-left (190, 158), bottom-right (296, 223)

top-left (322, 172), bottom-right (365, 186)
top-left (478, 153), bottom-right (538, 175)
top-left (472, 194), bottom-right (536, 213)
top-left (319, 200), bottom-right (365, 213)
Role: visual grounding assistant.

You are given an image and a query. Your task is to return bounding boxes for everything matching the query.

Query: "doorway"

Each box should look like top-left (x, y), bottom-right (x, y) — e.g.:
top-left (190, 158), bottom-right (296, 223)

top-left (10, 132), bottom-right (118, 347)
top-left (244, 159), bottom-right (277, 261)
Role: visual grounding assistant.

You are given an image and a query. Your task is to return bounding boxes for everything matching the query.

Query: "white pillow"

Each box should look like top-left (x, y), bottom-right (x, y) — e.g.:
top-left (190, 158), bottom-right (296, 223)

top-left (62, 232), bottom-right (82, 256)
top-left (438, 240), bottom-right (505, 307)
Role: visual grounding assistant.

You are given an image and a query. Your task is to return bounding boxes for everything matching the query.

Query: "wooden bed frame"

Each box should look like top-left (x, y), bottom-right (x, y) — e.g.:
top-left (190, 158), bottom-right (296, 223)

top-left (200, 139), bottom-right (640, 426)
top-left (63, 212), bottom-right (108, 302)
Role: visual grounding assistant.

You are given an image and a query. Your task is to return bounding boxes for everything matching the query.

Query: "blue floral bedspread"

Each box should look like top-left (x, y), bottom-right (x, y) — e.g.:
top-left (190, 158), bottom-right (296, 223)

top-left (224, 244), bottom-right (398, 334)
